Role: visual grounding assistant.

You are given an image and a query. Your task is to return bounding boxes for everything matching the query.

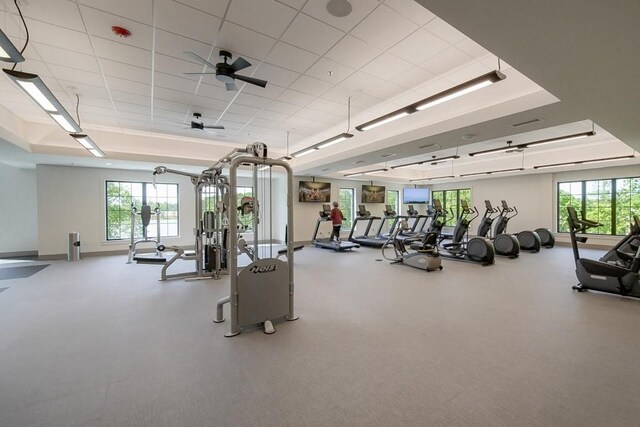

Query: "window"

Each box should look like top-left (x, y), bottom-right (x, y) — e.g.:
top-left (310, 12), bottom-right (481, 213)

top-left (557, 177), bottom-right (640, 235)
top-left (236, 186), bottom-right (254, 230)
top-left (339, 188), bottom-right (355, 230)
top-left (432, 188), bottom-right (472, 226)
top-left (106, 181), bottom-right (179, 240)
top-left (386, 190), bottom-right (399, 227)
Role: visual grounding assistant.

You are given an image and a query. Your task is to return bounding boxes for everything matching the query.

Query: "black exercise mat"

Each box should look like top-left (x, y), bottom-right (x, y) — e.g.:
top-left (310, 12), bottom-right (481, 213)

top-left (0, 264), bottom-right (50, 280)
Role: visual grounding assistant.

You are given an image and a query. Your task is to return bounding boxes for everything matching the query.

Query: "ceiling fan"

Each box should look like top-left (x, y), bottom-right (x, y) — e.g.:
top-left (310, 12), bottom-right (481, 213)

top-left (184, 113), bottom-right (224, 131)
top-left (183, 50), bottom-right (268, 91)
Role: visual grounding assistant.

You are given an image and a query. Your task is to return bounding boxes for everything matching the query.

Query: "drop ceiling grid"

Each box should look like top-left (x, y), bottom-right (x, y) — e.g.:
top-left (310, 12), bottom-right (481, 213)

top-left (1, 0), bottom-right (491, 150)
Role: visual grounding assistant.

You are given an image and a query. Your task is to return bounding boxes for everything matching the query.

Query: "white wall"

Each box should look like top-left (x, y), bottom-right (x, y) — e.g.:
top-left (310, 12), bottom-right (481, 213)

top-left (0, 163), bottom-right (38, 254)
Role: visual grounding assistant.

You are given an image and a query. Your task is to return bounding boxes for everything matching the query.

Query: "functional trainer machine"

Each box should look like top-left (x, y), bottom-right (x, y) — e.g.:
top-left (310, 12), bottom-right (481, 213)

top-left (567, 206), bottom-right (640, 297)
top-left (127, 204), bottom-right (163, 264)
top-left (312, 204), bottom-right (360, 251)
top-left (425, 199), bottom-right (495, 265)
top-left (476, 200), bottom-right (520, 258)
top-left (494, 200), bottom-right (542, 252)
top-left (214, 143), bottom-right (298, 336)
top-left (382, 219), bottom-right (442, 272)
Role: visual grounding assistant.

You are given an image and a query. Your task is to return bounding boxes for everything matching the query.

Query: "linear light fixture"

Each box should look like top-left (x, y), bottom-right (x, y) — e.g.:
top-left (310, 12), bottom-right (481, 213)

top-left (291, 147), bottom-right (318, 158)
top-left (316, 132), bottom-right (354, 149)
top-left (0, 29), bottom-right (25, 63)
top-left (469, 131), bottom-right (596, 157)
top-left (4, 69), bottom-right (82, 133)
top-left (391, 154), bottom-right (460, 169)
top-left (258, 155), bottom-right (291, 171)
top-left (356, 70), bottom-right (505, 132)
top-left (409, 175), bottom-right (455, 182)
top-left (70, 134), bottom-right (105, 157)
top-left (344, 168), bottom-right (388, 178)
top-left (533, 155), bottom-right (635, 170)
top-left (459, 167), bottom-right (524, 177)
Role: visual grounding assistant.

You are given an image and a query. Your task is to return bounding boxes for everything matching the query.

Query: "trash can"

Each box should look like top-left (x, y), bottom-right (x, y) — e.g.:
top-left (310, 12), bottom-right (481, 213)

top-left (68, 232), bottom-right (81, 261)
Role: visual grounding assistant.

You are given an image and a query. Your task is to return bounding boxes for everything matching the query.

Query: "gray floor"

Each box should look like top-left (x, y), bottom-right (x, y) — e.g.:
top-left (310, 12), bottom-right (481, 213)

top-left (1, 246), bottom-right (640, 426)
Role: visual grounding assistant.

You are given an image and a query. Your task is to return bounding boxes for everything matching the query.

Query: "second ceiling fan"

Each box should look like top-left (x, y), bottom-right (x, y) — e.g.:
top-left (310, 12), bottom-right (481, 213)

top-left (184, 50), bottom-right (268, 91)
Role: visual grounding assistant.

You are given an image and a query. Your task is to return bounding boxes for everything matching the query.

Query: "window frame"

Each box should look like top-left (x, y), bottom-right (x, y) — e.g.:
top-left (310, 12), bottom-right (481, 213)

top-left (105, 180), bottom-right (180, 241)
top-left (431, 188), bottom-right (471, 227)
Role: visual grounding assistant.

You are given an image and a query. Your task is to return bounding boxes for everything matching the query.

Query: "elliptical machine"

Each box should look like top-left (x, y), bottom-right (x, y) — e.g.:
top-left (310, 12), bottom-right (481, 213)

top-left (426, 199), bottom-right (495, 265)
top-left (382, 219), bottom-right (442, 272)
top-left (476, 200), bottom-right (520, 258)
top-left (494, 200), bottom-right (541, 252)
top-left (567, 206), bottom-right (640, 297)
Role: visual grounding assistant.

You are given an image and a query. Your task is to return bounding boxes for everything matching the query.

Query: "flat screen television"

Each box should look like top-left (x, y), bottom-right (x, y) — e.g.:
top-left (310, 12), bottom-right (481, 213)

top-left (361, 185), bottom-right (385, 203)
top-left (298, 181), bottom-right (331, 202)
top-left (403, 188), bottom-right (430, 204)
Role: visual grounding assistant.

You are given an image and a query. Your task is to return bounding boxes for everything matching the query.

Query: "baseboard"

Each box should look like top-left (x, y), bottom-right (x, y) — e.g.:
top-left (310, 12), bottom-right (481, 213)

top-left (0, 250), bottom-right (38, 259)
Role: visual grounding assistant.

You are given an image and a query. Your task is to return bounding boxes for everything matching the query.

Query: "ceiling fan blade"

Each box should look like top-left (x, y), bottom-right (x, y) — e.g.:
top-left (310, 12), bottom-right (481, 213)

top-left (230, 56), bottom-right (251, 72)
top-left (184, 72), bottom-right (216, 75)
top-left (203, 125), bottom-right (225, 130)
top-left (225, 82), bottom-right (238, 91)
top-left (233, 74), bottom-right (268, 88)
top-left (183, 51), bottom-right (217, 68)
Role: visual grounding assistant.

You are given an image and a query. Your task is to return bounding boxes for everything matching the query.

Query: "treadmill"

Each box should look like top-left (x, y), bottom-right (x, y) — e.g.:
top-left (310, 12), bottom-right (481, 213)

top-left (348, 205), bottom-right (389, 248)
top-left (312, 204), bottom-right (360, 251)
top-left (394, 205), bottom-right (429, 241)
top-left (374, 205), bottom-right (400, 240)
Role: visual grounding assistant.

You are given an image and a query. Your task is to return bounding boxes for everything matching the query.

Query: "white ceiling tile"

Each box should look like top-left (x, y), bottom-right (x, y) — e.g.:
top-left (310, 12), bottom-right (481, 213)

top-left (216, 22), bottom-right (277, 61)
top-left (153, 109), bottom-right (188, 122)
top-left (366, 82), bottom-right (404, 100)
top-left (384, 0), bottom-right (436, 26)
top-left (154, 29), bottom-right (213, 65)
top-left (79, 0), bottom-right (153, 25)
top-left (154, 86), bottom-right (193, 105)
top-left (391, 28), bottom-right (449, 65)
top-left (307, 98), bottom-right (346, 115)
top-left (111, 90), bottom-right (152, 107)
top-left (155, 0), bottom-right (222, 43)
top-left (172, 0), bottom-right (229, 18)
top-left (325, 35), bottom-right (382, 69)
top-left (58, 82), bottom-right (111, 100)
top-left (415, 78), bottom-right (456, 98)
top-left (321, 85), bottom-right (359, 103)
top-left (302, 0), bottom-right (379, 33)
top-left (91, 37), bottom-right (152, 68)
top-left (283, 115), bottom-right (316, 128)
top-left (289, 75), bottom-right (332, 97)
top-left (420, 47), bottom-right (473, 76)
top-left (154, 72), bottom-right (199, 94)
top-left (242, 81), bottom-right (286, 99)
top-left (456, 38), bottom-right (490, 60)
top-left (251, 63), bottom-right (300, 88)
top-left (351, 5), bottom-right (418, 51)
top-left (11, 17), bottom-right (94, 55)
top-left (444, 61), bottom-right (493, 85)
top-left (191, 95), bottom-right (230, 111)
top-left (227, 0), bottom-right (296, 39)
top-left (305, 57), bottom-right (355, 84)
top-left (219, 112), bottom-right (252, 125)
top-left (20, 0), bottom-right (86, 32)
top-left (79, 6), bottom-right (152, 50)
top-left (424, 18), bottom-right (467, 45)
top-left (30, 43), bottom-right (101, 73)
top-left (395, 66), bottom-right (436, 89)
top-left (276, 0), bottom-right (306, 10)
top-left (48, 64), bottom-right (105, 88)
top-left (266, 100), bottom-right (300, 115)
top-left (154, 53), bottom-right (202, 79)
top-left (294, 107), bottom-right (330, 122)
top-left (266, 42), bottom-right (319, 73)
top-left (276, 89), bottom-right (315, 106)
top-left (225, 103), bottom-right (262, 118)
top-left (340, 71), bottom-right (385, 93)
top-left (257, 110), bottom-right (289, 122)
top-left (234, 92), bottom-right (273, 109)
top-left (361, 52), bottom-right (413, 81)
top-left (80, 96), bottom-right (114, 109)
top-left (115, 102), bottom-right (151, 115)
top-left (154, 99), bottom-right (191, 113)
top-left (100, 59), bottom-right (151, 83)
top-left (281, 14), bottom-right (345, 55)
top-left (197, 82), bottom-right (236, 102)
top-left (106, 77), bottom-right (151, 96)
top-left (10, 59), bottom-right (54, 78)
top-left (350, 93), bottom-right (383, 110)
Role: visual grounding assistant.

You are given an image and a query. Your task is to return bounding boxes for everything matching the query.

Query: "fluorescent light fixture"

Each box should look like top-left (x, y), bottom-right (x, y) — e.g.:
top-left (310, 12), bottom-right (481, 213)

top-left (4, 69), bottom-right (82, 132)
top-left (533, 155), bottom-right (635, 169)
top-left (460, 167), bottom-right (524, 177)
top-left (356, 110), bottom-right (411, 131)
top-left (469, 130), bottom-right (596, 157)
top-left (526, 131), bottom-right (596, 148)
top-left (70, 134), bottom-right (106, 158)
top-left (409, 175), bottom-right (455, 182)
top-left (0, 29), bottom-right (25, 63)
top-left (317, 132), bottom-right (353, 149)
top-left (391, 155), bottom-right (460, 169)
top-left (414, 71), bottom-right (505, 111)
top-left (344, 168), bottom-right (388, 177)
top-left (292, 148), bottom-right (318, 158)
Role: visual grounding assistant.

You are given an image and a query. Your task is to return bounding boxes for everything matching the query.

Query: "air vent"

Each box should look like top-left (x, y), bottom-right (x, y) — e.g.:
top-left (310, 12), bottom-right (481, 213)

top-left (381, 153), bottom-right (396, 158)
top-left (321, 168), bottom-right (331, 171)
top-left (419, 143), bottom-right (440, 149)
top-left (512, 118), bottom-right (543, 127)
top-left (354, 160), bottom-right (365, 164)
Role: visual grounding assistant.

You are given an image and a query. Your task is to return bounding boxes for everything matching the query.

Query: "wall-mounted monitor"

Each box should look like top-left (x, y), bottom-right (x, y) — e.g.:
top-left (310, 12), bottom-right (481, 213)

top-left (403, 188), bottom-right (430, 204)
top-left (299, 181), bottom-right (331, 202)
top-left (361, 185), bottom-right (385, 203)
